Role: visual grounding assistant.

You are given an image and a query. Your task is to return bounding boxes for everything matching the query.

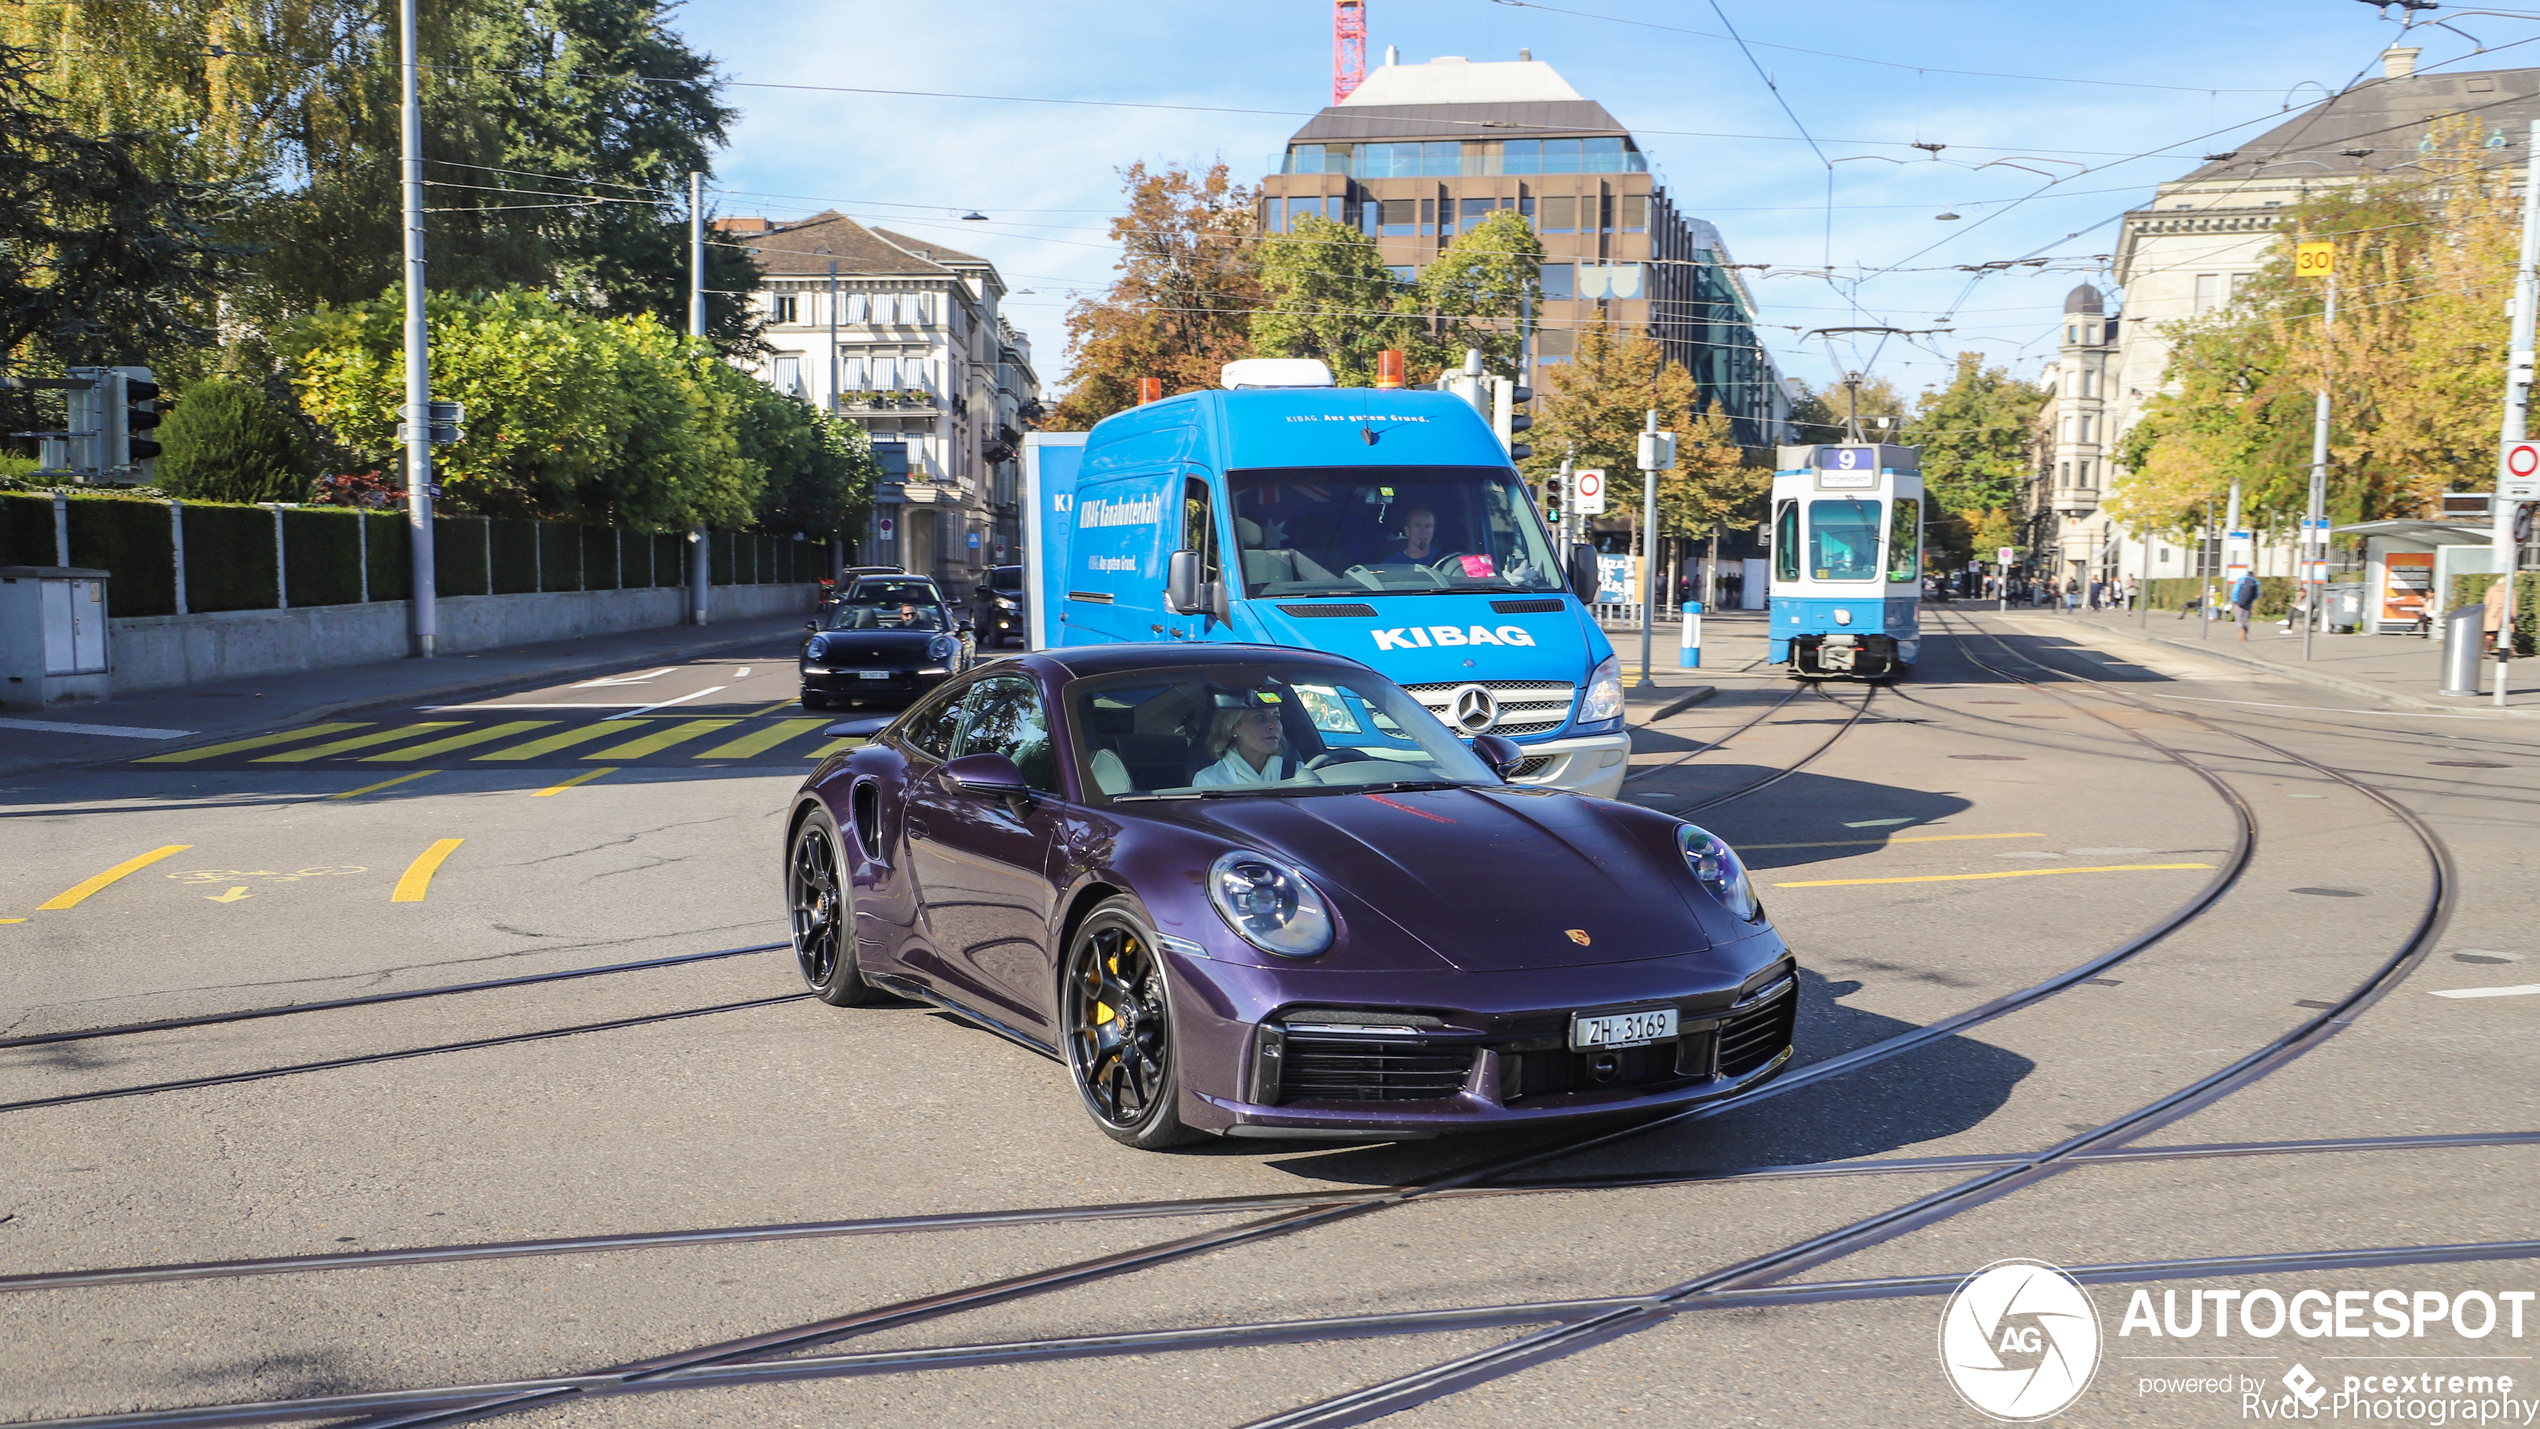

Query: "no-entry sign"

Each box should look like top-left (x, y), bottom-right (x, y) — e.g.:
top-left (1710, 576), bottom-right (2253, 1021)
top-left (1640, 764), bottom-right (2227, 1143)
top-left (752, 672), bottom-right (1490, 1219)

top-left (1574, 468), bottom-right (1607, 516)
top-left (2504, 440), bottom-right (2540, 501)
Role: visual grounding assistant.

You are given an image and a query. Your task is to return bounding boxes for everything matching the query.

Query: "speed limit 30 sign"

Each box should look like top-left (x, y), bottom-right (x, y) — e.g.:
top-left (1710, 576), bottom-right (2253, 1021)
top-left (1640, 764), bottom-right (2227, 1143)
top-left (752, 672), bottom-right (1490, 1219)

top-left (2504, 440), bottom-right (2540, 500)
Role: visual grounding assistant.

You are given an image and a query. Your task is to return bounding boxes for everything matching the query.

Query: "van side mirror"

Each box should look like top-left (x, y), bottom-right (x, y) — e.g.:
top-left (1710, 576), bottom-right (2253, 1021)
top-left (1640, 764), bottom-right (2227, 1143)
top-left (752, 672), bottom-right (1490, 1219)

top-left (1567, 543), bottom-right (1600, 602)
top-left (1167, 548), bottom-right (1206, 615)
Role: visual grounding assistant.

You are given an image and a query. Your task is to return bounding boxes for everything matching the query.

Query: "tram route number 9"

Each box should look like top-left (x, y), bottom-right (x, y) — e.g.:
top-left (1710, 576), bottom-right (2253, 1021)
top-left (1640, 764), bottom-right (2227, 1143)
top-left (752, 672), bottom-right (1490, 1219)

top-left (1814, 445), bottom-right (1878, 489)
top-left (2295, 242), bottom-right (2335, 279)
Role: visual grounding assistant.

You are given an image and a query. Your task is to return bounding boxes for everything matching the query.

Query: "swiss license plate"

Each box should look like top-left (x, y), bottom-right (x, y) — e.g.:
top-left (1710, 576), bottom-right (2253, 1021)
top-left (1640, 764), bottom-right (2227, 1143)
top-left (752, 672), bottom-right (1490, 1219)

top-left (856, 670), bottom-right (891, 680)
top-left (1569, 1006), bottom-right (1679, 1051)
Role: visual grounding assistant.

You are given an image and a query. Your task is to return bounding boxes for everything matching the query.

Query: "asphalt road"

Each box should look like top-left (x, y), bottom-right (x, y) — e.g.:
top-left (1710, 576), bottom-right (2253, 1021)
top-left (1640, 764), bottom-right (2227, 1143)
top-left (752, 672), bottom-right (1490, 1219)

top-left (1, 610), bottom-right (2533, 1428)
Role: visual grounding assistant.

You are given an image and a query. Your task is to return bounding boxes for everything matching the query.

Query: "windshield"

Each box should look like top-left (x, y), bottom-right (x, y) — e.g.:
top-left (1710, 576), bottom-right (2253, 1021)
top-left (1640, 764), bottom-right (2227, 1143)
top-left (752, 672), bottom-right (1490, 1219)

top-left (1071, 661), bottom-right (1497, 801)
top-left (848, 579), bottom-right (940, 605)
top-left (1808, 499), bottom-right (1883, 583)
top-left (988, 566), bottom-right (1023, 594)
top-left (1225, 466), bottom-right (1562, 598)
top-left (827, 598), bottom-right (947, 631)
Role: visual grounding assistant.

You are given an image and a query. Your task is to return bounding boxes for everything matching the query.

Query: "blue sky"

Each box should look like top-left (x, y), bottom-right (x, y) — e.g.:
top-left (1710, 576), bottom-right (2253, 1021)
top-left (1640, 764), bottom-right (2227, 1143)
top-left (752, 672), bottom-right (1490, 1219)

top-left (675, 0), bottom-right (2516, 406)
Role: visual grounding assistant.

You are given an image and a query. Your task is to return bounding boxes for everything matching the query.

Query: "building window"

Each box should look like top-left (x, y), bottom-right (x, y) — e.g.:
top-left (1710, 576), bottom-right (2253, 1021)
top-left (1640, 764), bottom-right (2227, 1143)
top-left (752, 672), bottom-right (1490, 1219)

top-left (1599, 193), bottom-right (1615, 232)
top-left (2065, 323), bottom-right (2079, 344)
top-left (1497, 136), bottom-right (1646, 175)
top-left (1260, 197), bottom-right (1283, 234)
top-left (772, 355), bottom-right (802, 395)
top-left (847, 293), bottom-right (871, 323)
top-left (1619, 194), bottom-right (1648, 232)
top-left (1419, 197), bottom-right (1435, 236)
top-left (1540, 262), bottom-right (1575, 300)
top-left (1358, 141), bottom-right (1464, 178)
top-left (1536, 328), bottom-right (1575, 362)
top-left (771, 295), bottom-right (798, 324)
top-left (1459, 197), bottom-right (1496, 232)
top-left (2058, 462), bottom-right (2070, 486)
top-left (2079, 460), bottom-right (2093, 486)
top-left (1539, 195), bottom-right (1578, 233)
top-left (2194, 273), bottom-right (2223, 312)
top-left (841, 357), bottom-right (868, 391)
top-left (1385, 265), bottom-right (1416, 283)
top-left (2081, 369), bottom-right (2097, 398)
top-left (1378, 198), bottom-right (1416, 237)
top-left (2079, 415), bottom-right (2093, 444)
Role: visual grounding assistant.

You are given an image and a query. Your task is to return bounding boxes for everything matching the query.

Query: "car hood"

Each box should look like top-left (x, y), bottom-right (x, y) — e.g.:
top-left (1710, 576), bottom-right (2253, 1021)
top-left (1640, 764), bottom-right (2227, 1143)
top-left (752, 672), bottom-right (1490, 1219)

top-left (809, 629), bottom-right (946, 661)
top-left (1171, 786), bottom-right (1710, 972)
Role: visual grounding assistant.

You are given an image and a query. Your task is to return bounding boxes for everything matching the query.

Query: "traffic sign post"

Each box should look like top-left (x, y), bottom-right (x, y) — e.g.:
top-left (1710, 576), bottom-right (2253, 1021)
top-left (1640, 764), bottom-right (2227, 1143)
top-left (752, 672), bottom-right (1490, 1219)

top-left (2301, 236), bottom-right (2338, 662)
top-left (2498, 119), bottom-right (2540, 705)
top-left (1996, 546), bottom-right (2015, 611)
top-left (1573, 468), bottom-right (1606, 516)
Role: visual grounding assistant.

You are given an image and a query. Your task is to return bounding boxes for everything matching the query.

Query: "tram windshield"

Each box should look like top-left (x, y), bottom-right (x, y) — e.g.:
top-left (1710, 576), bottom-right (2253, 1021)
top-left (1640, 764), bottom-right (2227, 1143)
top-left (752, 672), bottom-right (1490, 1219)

top-left (1808, 499), bottom-right (1883, 582)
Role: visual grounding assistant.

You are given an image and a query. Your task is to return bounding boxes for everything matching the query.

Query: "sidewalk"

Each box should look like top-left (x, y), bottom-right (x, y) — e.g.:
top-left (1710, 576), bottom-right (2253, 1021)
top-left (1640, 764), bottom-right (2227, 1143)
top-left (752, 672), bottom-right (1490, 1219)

top-left (2052, 606), bottom-right (2540, 716)
top-left (0, 614), bottom-right (819, 778)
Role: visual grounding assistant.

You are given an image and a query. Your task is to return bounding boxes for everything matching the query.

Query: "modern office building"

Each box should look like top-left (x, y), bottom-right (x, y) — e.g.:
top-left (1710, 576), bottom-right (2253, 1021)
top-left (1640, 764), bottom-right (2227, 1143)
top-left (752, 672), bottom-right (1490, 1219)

top-left (1255, 52), bottom-right (1785, 445)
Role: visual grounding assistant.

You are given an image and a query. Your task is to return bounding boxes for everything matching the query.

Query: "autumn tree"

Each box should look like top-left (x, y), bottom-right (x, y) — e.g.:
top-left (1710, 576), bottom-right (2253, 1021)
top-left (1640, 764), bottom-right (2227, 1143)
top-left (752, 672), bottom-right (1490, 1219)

top-left (1784, 374), bottom-right (1907, 445)
top-left (1251, 214), bottom-right (1416, 385)
top-left (1049, 160), bottom-right (1260, 429)
top-left (1905, 352), bottom-right (2049, 517)
top-left (1524, 323), bottom-right (1763, 540)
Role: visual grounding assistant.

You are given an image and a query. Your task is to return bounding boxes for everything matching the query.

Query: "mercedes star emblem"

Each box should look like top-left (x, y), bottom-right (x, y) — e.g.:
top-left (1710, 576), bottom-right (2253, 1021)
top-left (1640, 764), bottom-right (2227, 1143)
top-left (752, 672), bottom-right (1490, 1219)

top-left (1450, 684), bottom-right (1498, 732)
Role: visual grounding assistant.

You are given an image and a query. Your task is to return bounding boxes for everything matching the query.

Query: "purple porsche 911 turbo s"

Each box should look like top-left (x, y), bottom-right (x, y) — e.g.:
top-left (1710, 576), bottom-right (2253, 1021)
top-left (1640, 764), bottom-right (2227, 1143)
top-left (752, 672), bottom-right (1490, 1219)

top-left (784, 644), bottom-right (1796, 1149)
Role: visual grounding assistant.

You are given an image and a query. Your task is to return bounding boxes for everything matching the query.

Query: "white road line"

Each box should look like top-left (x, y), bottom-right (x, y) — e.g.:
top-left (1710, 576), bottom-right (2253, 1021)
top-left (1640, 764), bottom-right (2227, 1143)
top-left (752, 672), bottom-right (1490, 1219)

top-left (618, 686), bottom-right (728, 718)
top-left (2428, 985), bottom-right (2540, 1000)
top-left (573, 667), bottom-right (674, 688)
top-left (735, 667), bottom-right (752, 677)
top-left (0, 717), bottom-right (195, 740)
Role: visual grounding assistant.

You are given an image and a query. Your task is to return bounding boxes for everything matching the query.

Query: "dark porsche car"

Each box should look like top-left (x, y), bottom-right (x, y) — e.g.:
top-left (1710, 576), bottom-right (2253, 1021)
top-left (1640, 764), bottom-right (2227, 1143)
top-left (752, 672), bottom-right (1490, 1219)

top-left (784, 644), bottom-right (1796, 1148)
top-left (798, 584), bottom-right (976, 710)
top-left (975, 564), bottom-right (1026, 648)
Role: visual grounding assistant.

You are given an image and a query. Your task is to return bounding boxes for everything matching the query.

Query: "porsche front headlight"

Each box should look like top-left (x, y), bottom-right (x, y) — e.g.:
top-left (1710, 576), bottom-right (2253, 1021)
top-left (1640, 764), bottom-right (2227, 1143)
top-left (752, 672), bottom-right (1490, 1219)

top-left (1679, 824), bottom-right (1760, 922)
top-left (805, 635), bottom-right (830, 661)
top-left (928, 633), bottom-right (959, 662)
top-left (1208, 851), bottom-right (1334, 958)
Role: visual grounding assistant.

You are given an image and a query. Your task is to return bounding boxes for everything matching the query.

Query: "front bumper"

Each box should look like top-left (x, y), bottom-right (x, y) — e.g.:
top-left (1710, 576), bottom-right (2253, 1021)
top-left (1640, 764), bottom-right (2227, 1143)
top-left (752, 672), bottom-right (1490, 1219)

top-left (1504, 731), bottom-right (1633, 800)
top-left (801, 665), bottom-right (951, 700)
top-left (1168, 934), bottom-right (1797, 1138)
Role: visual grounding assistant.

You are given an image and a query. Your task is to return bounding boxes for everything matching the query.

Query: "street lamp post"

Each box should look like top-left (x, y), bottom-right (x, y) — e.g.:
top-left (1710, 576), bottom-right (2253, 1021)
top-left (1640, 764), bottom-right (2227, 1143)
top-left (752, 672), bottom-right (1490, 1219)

top-left (398, 0), bottom-right (436, 658)
top-left (688, 171), bottom-right (709, 627)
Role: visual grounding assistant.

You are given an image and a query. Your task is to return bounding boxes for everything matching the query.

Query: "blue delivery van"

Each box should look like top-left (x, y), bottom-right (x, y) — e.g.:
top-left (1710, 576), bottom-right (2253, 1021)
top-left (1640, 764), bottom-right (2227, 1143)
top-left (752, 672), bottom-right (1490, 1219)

top-left (1021, 358), bottom-right (1632, 799)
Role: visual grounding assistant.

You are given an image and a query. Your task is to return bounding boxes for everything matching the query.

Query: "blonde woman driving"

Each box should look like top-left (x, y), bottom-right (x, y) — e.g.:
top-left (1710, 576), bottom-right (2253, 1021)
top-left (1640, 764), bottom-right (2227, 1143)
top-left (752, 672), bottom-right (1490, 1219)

top-left (1193, 698), bottom-right (1324, 787)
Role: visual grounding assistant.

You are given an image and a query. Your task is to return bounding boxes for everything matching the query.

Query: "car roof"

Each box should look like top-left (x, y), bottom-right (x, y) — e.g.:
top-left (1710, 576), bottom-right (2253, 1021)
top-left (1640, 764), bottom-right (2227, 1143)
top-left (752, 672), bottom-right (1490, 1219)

top-left (1024, 642), bottom-right (1379, 681)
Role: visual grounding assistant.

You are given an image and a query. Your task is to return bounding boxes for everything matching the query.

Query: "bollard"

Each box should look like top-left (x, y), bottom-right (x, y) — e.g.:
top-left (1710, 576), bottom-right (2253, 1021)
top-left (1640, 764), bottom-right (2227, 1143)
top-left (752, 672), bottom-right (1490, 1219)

top-left (2440, 604), bottom-right (2484, 696)
top-left (1678, 602), bottom-right (1702, 668)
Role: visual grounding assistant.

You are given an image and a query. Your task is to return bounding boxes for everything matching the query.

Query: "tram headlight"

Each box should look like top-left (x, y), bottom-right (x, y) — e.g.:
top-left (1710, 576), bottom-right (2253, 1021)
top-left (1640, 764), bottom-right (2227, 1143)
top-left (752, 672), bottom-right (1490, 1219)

top-left (1678, 824), bottom-right (1761, 923)
top-left (1579, 655), bottom-right (1624, 728)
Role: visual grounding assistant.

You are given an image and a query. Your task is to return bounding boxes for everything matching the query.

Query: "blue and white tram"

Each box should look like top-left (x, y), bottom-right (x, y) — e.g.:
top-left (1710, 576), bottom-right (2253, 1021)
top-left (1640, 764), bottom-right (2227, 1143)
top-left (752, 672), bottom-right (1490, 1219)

top-left (1767, 443), bottom-right (1923, 679)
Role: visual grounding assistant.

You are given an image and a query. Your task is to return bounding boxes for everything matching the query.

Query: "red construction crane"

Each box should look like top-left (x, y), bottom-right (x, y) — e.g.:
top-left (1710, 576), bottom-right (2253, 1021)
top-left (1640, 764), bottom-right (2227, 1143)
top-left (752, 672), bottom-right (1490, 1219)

top-left (1334, 1), bottom-right (1367, 104)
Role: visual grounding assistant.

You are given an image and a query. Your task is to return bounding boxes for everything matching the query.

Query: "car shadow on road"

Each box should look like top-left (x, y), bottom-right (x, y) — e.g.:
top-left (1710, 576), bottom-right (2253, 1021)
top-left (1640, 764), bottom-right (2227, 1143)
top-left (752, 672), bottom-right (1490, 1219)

top-left (1623, 767), bottom-right (1977, 875)
top-left (1249, 967), bottom-right (2033, 1186)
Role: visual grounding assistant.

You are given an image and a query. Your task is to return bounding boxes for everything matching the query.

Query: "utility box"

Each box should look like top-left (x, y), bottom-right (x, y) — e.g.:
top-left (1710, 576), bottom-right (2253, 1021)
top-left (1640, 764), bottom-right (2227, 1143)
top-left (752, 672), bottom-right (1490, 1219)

top-left (0, 567), bottom-right (112, 709)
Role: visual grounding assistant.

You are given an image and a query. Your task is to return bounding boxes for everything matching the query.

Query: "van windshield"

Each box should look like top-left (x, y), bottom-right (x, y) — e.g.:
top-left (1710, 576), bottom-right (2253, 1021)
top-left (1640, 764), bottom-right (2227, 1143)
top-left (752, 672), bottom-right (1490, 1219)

top-left (1226, 466), bottom-right (1564, 598)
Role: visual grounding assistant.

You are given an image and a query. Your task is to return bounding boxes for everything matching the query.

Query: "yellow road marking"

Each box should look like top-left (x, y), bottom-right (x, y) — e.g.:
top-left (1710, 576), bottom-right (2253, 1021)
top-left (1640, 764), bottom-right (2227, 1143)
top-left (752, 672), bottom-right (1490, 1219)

top-left (257, 723), bottom-right (464, 762)
top-left (587, 718), bottom-right (738, 760)
top-left (1773, 863), bottom-right (2215, 889)
top-left (1, 917), bottom-right (27, 924)
top-left (804, 737), bottom-right (861, 759)
top-left (697, 717), bottom-right (827, 760)
top-left (205, 887), bottom-right (251, 903)
top-left (39, 845), bottom-right (194, 909)
top-left (1743, 832), bottom-right (2045, 850)
top-left (748, 698), bottom-right (800, 717)
top-left (364, 720), bottom-right (554, 762)
top-left (533, 767), bottom-right (619, 797)
top-left (391, 839), bottom-right (464, 902)
top-left (138, 724), bottom-right (366, 763)
top-left (473, 721), bottom-right (645, 760)
top-left (328, 770), bottom-right (439, 800)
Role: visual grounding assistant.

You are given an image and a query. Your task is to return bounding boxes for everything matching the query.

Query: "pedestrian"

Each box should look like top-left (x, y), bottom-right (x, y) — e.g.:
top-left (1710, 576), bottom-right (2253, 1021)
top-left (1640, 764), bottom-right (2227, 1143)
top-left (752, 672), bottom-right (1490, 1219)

top-left (2483, 573), bottom-right (2513, 657)
top-left (2124, 574), bottom-right (2139, 611)
top-left (2231, 570), bottom-right (2260, 640)
top-left (2064, 576), bottom-right (2080, 612)
top-left (2089, 577), bottom-right (2104, 610)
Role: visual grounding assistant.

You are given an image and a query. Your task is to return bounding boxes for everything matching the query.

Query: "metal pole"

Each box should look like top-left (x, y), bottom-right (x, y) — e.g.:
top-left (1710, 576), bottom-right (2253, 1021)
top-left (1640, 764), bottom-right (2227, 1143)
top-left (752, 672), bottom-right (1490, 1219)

top-left (827, 260), bottom-right (840, 416)
top-left (398, 0), bottom-right (435, 658)
top-left (1559, 449), bottom-right (1574, 560)
top-left (2305, 268), bottom-right (2337, 661)
top-left (2496, 119), bottom-right (2540, 706)
top-left (688, 172), bottom-right (709, 626)
top-left (1637, 408), bottom-right (1658, 689)
top-left (2200, 498), bottom-right (2214, 639)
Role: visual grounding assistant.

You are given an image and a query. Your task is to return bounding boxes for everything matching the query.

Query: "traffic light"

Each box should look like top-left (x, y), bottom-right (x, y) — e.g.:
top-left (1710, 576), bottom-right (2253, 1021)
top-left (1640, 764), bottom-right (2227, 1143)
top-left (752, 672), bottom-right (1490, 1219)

top-left (1493, 376), bottom-right (1533, 461)
top-left (1542, 476), bottom-right (1562, 525)
top-left (106, 367), bottom-right (160, 470)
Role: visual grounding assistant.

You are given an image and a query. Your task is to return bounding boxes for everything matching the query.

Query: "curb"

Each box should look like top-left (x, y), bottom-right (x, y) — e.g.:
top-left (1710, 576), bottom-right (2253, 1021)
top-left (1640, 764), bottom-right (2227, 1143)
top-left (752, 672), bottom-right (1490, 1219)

top-left (2081, 622), bottom-right (2540, 717)
top-left (1650, 686), bottom-right (1719, 721)
top-left (0, 621), bottom-right (810, 780)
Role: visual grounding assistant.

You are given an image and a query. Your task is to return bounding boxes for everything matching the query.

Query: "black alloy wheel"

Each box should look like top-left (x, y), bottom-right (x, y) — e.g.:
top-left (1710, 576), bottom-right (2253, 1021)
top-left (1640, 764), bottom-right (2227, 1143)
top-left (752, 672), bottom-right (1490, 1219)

top-left (1062, 899), bottom-right (1202, 1148)
top-left (788, 808), bottom-right (878, 1006)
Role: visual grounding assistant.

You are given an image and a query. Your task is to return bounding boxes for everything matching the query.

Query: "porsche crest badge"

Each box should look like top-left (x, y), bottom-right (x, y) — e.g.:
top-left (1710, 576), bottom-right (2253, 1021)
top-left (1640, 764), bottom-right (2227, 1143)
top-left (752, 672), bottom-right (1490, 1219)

top-left (1565, 929), bottom-right (1592, 946)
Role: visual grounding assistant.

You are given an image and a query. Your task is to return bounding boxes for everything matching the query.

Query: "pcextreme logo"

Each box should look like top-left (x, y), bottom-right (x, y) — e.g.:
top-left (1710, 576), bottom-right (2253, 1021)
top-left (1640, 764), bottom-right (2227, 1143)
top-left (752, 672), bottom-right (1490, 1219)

top-left (1940, 1259), bottom-right (2104, 1421)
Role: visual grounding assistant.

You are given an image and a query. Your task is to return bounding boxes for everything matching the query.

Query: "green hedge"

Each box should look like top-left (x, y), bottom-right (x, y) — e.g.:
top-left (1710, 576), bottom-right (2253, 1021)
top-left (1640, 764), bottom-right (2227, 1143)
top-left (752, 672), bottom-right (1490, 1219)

top-left (489, 518), bottom-right (538, 595)
top-left (183, 503), bottom-right (279, 612)
top-left (2446, 572), bottom-right (2540, 655)
top-left (0, 491), bottom-right (54, 566)
top-left (2141, 574), bottom-right (2300, 619)
top-left (364, 512), bottom-right (409, 602)
top-left (67, 497), bottom-right (176, 616)
top-left (435, 515), bottom-right (488, 597)
top-left (282, 508), bottom-right (363, 607)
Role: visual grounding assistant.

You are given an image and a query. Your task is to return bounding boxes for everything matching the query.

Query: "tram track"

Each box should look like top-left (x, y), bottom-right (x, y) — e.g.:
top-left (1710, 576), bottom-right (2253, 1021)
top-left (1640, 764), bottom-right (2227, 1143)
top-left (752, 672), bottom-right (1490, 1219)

top-left (42, 635), bottom-right (2300, 1429)
top-left (1229, 607), bottom-right (2461, 1427)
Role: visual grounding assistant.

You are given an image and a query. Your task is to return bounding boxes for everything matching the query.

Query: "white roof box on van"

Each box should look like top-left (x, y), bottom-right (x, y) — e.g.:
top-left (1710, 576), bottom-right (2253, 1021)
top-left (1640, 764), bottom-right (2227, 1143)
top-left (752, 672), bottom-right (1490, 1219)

top-left (1220, 358), bottom-right (1335, 389)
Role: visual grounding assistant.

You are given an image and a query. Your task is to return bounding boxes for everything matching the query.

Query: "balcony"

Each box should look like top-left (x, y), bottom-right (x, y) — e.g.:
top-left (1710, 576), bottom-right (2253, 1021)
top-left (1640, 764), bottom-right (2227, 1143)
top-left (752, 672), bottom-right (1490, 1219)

top-left (837, 390), bottom-right (936, 414)
top-left (2051, 487), bottom-right (2100, 515)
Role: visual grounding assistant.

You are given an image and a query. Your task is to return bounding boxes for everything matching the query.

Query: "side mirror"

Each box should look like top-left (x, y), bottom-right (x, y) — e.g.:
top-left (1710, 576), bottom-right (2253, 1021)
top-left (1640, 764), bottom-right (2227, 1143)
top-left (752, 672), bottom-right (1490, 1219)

top-left (822, 716), bottom-right (893, 740)
top-left (1470, 733), bottom-right (1526, 780)
top-left (803, 620), bottom-right (819, 631)
top-left (1567, 543), bottom-right (1600, 602)
top-left (956, 620), bottom-right (975, 635)
top-left (1167, 548), bottom-right (1205, 615)
top-left (940, 751), bottom-right (1029, 797)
